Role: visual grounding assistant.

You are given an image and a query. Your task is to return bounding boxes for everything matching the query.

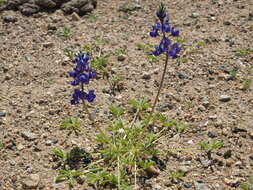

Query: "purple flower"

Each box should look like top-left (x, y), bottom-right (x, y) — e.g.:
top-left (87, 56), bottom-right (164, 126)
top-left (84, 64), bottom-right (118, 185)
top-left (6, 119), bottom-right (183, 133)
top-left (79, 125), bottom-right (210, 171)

top-left (69, 52), bottom-right (97, 104)
top-left (168, 43), bottom-right (181, 59)
top-left (153, 38), bottom-right (171, 56)
top-left (86, 90), bottom-right (96, 102)
top-left (171, 27), bottom-right (179, 37)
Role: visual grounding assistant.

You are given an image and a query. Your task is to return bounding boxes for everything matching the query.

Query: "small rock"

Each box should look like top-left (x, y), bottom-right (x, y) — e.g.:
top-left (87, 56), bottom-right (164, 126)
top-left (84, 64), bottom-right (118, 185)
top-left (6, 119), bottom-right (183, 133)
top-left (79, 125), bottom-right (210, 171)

top-left (224, 150), bottom-right (232, 159)
top-left (45, 140), bottom-right (52, 146)
top-left (194, 182), bottom-right (210, 190)
top-left (209, 16), bottom-right (216, 21)
top-left (5, 73), bottom-right (12, 80)
top-left (153, 184), bottom-right (162, 190)
top-left (208, 115), bottom-right (217, 120)
top-left (223, 178), bottom-right (240, 187)
top-left (71, 12), bottom-right (80, 21)
top-left (17, 144), bottom-right (25, 151)
top-left (184, 183), bottom-right (193, 188)
top-left (43, 42), bottom-right (54, 48)
top-left (249, 132), bottom-right (253, 139)
top-left (223, 21), bottom-right (231, 25)
top-left (22, 174), bottom-right (40, 189)
top-left (200, 159), bottom-right (212, 168)
top-left (202, 101), bottom-right (209, 108)
top-left (0, 111), bottom-right (6, 117)
top-left (117, 54), bottom-right (126, 61)
top-left (25, 56), bottom-right (33, 62)
top-left (2, 15), bottom-right (18, 23)
top-left (207, 131), bottom-right (217, 138)
top-left (21, 131), bottom-right (38, 141)
top-left (225, 159), bottom-right (234, 167)
top-left (219, 95), bottom-right (231, 102)
top-left (142, 72), bottom-right (151, 80)
top-left (198, 105), bottom-right (206, 111)
top-left (179, 166), bottom-right (191, 173)
top-left (191, 12), bottom-right (199, 18)
top-left (47, 24), bottom-right (57, 31)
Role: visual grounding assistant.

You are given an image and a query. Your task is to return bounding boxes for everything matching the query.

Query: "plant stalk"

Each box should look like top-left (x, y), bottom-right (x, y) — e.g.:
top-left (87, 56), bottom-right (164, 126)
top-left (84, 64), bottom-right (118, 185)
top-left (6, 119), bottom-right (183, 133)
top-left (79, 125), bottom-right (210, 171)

top-left (81, 84), bottom-right (105, 136)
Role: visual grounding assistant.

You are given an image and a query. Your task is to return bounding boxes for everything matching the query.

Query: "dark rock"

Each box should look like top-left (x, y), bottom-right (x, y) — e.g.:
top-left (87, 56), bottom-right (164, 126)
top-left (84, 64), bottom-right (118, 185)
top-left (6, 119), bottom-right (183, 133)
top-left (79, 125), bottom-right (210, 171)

top-left (61, 0), bottom-right (97, 16)
top-left (223, 150), bottom-right (232, 159)
top-left (2, 15), bottom-right (18, 23)
top-left (3, 0), bottom-right (97, 16)
top-left (19, 3), bottom-right (40, 16)
top-left (35, 0), bottom-right (56, 9)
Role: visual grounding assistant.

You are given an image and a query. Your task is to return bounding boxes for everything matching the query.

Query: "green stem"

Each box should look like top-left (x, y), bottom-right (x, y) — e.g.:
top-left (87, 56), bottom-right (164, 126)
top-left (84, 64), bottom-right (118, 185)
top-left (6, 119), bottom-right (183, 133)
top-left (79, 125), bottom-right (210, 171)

top-left (150, 51), bottom-right (169, 118)
top-left (81, 84), bottom-right (105, 136)
top-left (147, 22), bottom-right (169, 127)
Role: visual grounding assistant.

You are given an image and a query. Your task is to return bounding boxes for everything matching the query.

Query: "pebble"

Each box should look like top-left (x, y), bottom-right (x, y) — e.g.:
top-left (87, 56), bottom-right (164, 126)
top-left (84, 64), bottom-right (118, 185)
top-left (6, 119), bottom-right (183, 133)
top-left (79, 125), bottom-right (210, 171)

top-left (208, 115), bottom-right (217, 120)
top-left (2, 15), bottom-right (18, 23)
top-left (16, 144), bottom-right (25, 151)
top-left (45, 140), bottom-right (52, 146)
top-left (25, 56), bottom-right (33, 62)
top-left (223, 178), bottom-right (240, 187)
top-left (249, 132), bottom-right (253, 139)
top-left (22, 174), bottom-right (40, 189)
top-left (43, 42), bottom-right (54, 48)
top-left (224, 150), bottom-right (232, 159)
top-left (200, 159), bottom-right (212, 168)
top-left (0, 111), bottom-right (6, 117)
top-left (194, 182), bottom-right (210, 190)
top-left (21, 131), bottom-right (38, 141)
top-left (117, 54), bottom-right (126, 61)
top-left (202, 101), bottom-right (209, 108)
top-left (191, 12), bottom-right (200, 18)
top-left (179, 166), bottom-right (191, 173)
top-left (219, 95), bottom-right (231, 102)
top-left (142, 72), bottom-right (151, 80)
top-left (71, 12), bottom-right (80, 21)
top-left (184, 183), bottom-right (193, 188)
top-left (153, 184), bottom-right (162, 190)
top-left (198, 105), bottom-right (206, 111)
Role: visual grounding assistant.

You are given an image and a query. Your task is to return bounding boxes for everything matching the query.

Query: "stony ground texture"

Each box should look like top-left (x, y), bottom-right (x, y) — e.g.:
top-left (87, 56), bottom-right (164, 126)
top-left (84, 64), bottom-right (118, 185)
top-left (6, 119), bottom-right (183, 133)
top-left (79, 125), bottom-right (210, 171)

top-left (0, 0), bottom-right (253, 189)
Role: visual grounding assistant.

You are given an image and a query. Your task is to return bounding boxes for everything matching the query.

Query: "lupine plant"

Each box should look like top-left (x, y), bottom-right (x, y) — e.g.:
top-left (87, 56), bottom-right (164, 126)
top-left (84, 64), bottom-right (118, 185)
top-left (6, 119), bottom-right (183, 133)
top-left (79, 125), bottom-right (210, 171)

top-left (53, 3), bottom-right (186, 189)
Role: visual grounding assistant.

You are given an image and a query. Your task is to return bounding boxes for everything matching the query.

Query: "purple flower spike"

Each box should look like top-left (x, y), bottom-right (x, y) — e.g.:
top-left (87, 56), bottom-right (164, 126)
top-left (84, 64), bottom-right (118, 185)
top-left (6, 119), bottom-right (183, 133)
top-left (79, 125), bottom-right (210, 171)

top-left (69, 52), bottom-right (97, 104)
top-left (86, 90), bottom-right (96, 102)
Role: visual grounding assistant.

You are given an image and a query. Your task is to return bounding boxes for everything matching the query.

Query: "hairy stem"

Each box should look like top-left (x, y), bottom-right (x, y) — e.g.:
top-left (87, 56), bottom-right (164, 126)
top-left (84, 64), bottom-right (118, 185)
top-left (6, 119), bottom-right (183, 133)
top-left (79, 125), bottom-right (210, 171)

top-left (81, 84), bottom-right (105, 136)
top-left (150, 51), bottom-right (169, 116)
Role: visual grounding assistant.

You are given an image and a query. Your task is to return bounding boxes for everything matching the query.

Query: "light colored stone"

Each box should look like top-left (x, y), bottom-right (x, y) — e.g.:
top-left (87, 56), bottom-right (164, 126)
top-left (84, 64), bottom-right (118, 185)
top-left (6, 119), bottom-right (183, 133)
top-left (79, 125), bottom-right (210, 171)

top-left (219, 95), bottom-right (231, 102)
top-left (22, 174), bottom-right (40, 189)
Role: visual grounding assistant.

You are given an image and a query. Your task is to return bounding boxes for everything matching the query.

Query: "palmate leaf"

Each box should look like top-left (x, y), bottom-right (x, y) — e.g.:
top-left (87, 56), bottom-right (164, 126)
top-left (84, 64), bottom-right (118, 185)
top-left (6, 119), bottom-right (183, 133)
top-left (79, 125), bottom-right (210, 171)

top-left (199, 141), bottom-right (224, 151)
top-left (52, 148), bottom-right (68, 162)
top-left (128, 98), bottom-right (151, 112)
top-left (60, 117), bottom-right (82, 131)
top-left (55, 169), bottom-right (84, 185)
top-left (109, 105), bottom-right (125, 118)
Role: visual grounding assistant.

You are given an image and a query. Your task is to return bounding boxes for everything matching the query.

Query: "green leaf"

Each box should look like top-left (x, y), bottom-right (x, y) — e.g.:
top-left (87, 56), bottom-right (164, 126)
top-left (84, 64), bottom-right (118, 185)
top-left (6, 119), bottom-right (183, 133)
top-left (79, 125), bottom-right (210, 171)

top-left (199, 141), bottom-right (224, 151)
top-left (139, 160), bottom-right (155, 169)
top-left (169, 170), bottom-right (186, 180)
top-left (60, 117), bottom-right (82, 131)
top-left (109, 105), bottom-right (125, 118)
top-left (176, 123), bottom-right (189, 133)
top-left (128, 98), bottom-right (151, 112)
top-left (52, 148), bottom-right (68, 162)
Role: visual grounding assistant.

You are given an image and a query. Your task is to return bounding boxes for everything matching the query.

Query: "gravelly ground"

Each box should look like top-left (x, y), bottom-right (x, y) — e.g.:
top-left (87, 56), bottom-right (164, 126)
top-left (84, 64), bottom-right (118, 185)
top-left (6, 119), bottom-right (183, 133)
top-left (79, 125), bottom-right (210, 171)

top-left (0, 0), bottom-right (252, 189)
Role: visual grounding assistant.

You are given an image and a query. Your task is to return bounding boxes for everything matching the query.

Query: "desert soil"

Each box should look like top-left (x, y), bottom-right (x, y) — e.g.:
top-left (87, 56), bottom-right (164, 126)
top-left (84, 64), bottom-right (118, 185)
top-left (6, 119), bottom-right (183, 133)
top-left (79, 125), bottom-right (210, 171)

top-left (0, 0), bottom-right (253, 189)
